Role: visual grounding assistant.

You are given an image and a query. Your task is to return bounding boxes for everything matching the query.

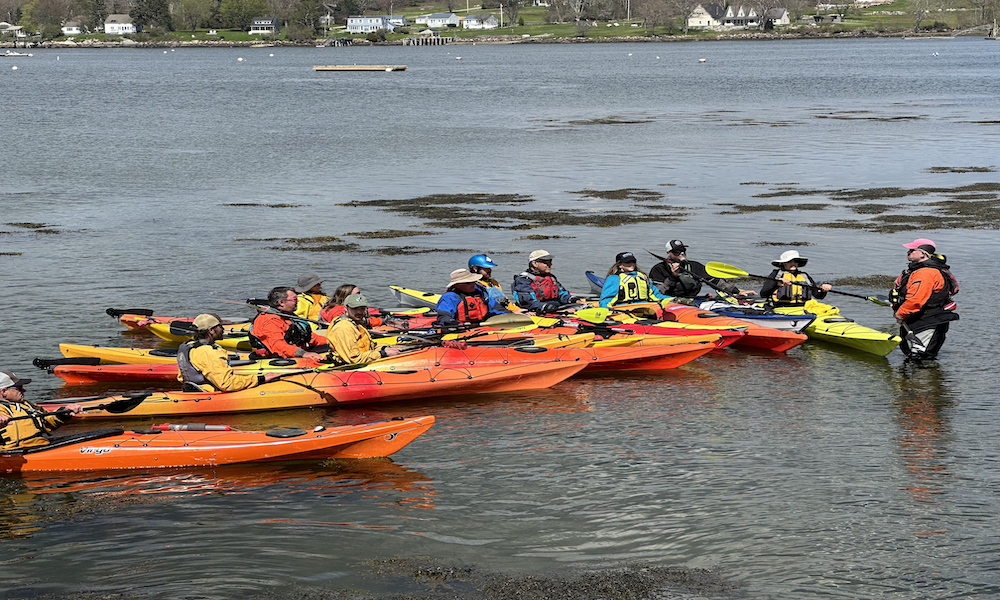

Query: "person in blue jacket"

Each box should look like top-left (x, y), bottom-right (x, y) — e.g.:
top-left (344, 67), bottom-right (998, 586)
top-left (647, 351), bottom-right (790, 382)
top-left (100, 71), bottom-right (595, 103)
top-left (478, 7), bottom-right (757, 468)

top-left (511, 250), bottom-right (582, 314)
top-left (436, 268), bottom-right (508, 327)
top-left (600, 252), bottom-right (672, 308)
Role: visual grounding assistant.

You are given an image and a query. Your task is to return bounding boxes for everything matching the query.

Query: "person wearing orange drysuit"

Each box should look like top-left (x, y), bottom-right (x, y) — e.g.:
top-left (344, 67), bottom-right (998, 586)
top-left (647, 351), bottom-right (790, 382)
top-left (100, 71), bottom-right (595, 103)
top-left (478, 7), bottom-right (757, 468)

top-left (249, 286), bottom-right (328, 360)
top-left (891, 238), bottom-right (959, 361)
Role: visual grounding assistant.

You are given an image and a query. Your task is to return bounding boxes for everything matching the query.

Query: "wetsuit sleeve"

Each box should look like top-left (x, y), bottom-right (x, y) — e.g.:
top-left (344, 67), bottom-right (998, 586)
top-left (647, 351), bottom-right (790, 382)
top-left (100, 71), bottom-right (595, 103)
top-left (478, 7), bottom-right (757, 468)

top-left (649, 262), bottom-right (669, 284)
top-left (691, 262), bottom-right (738, 295)
top-left (252, 314), bottom-right (315, 358)
top-left (806, 273), bottom-right (828, 300)
top-left (896, 268), bottom-right (943, 319)
top-left (190, 345), bottom-right (259, 392)
top-left (599, 275), bottom-right (622, 308)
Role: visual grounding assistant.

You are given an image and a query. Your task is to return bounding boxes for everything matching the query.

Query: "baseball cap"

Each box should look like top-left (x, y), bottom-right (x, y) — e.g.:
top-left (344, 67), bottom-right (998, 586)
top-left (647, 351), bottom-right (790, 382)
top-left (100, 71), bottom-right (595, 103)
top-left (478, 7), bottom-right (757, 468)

top-left (0, 370), bottom-right (30, 389)
top-left (902, 238), bottom-right (936, 254)
top-left (528, 250), bottom-right (553, 262)
top-left (193, 313), bottom-right (222, 330)
top-left (667, 240), bottom-right (687, 253)
top-left (616, 252), bottom-right (637, 263)
top-left (344, 293), bottom-right (369, 308)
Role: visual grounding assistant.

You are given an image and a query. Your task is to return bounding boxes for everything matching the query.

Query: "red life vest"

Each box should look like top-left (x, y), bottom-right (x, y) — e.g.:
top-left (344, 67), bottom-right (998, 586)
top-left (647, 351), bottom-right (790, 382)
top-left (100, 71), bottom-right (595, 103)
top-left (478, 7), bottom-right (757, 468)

top-left (529, 274), bottom-right (561, 301)
top-left (455, 292), bottom-right (490, 323)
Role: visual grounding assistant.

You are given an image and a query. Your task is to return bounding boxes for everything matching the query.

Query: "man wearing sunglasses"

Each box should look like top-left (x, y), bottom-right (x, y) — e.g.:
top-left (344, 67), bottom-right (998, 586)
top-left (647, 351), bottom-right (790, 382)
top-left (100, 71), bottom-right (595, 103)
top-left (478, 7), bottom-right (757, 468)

top-left (1, 371), bottom-right (81, 450)
top-left (512, 249), bottom-right (584, 314)
top-left (649, 239), bottom-right (749, 302)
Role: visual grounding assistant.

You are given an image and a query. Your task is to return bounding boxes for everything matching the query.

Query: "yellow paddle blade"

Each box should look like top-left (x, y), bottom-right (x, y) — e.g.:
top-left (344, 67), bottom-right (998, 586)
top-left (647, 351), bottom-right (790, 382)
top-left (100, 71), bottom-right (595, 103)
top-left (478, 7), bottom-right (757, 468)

top-left (704, 262), bottom-right (747, 279)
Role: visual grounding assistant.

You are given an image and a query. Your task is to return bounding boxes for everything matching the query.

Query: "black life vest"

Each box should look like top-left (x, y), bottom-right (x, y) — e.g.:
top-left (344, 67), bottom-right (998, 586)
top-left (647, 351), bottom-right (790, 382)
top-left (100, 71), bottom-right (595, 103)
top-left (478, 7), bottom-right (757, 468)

top-left (177, 340), bottom-right (210, 385)
top-left (890, 258), bottom-right (959, 312)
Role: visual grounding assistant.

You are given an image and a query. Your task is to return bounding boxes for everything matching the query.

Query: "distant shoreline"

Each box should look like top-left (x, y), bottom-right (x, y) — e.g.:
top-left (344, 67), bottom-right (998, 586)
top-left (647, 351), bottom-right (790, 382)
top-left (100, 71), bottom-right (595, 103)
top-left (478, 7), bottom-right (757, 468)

top-left (2, 30), bottom-right (974, 50)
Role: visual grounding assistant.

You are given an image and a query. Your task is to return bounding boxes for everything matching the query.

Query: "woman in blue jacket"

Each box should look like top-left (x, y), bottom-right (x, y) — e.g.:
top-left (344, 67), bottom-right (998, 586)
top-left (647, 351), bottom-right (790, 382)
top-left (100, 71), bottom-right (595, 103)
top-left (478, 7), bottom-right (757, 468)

top-left (600, 252), bottom-right (672, 308)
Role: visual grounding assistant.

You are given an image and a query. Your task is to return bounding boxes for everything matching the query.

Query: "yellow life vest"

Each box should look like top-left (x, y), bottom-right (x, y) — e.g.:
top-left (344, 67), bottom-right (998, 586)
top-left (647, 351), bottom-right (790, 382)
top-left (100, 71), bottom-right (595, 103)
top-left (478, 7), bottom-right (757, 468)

top-left (771, 271), bottom-right (812, 305)
top-left (1, 401), bottom-right (66, 450)
top-left (612, 272), bottom-right (656, 305)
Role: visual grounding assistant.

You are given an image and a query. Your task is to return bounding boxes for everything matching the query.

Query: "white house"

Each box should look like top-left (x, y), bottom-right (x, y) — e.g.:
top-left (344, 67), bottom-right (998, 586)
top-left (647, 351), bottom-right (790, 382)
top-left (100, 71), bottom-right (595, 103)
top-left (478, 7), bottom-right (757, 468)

top-left (387, 15), bottom-right (408, 26)
top-left (721, 5), bottom-right (759, 28)
top-left (687, 4), bottom-right (725, 30)
top-left (2, 24), bottom-right (28, 38)
top-left (61, 20), bottom-right (87, 35)
top-left (104, 14), bottom-right (136, 35)
top-left (249, 17), bottom-right (279, 34)
top-left (463, 14), bottom-right (498, 29)
top-left (427, 13), bottom-right (460, 28)
top-left (763, 8), bottom-right (790, 26)
top-left (347, 16), bottom-right (398, 33)
top-left (532, 0), bottom-right (550, 6)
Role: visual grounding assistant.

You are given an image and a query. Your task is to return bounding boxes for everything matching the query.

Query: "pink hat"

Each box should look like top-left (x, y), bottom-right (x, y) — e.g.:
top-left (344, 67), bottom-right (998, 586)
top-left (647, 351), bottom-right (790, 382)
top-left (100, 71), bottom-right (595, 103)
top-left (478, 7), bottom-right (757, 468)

top-left (903, 238), bottom-right (936, 252)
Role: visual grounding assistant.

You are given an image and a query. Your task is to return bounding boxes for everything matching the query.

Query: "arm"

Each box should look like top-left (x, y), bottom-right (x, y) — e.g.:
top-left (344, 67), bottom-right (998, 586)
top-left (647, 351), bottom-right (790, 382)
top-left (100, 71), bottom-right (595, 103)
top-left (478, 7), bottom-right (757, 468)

top-left (190, 345), bottom-right (261, 392)
top-left (599, 274), bottom-right (622, 308)
top-left (484, 291), bottom-right (509, 316)
top-left (252, 314), bottom-right (307, 358)
top-left (552, 275), bottom-right (577, 304)
top-left (805, 274), bottom-right (829, 299)
top-left (760, 269), bottom-right (781, 299)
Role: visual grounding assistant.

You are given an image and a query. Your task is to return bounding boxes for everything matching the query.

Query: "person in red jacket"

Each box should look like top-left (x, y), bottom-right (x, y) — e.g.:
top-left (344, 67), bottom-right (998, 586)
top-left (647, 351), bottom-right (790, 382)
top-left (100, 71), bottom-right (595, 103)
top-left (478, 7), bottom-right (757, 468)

top-left (891, 238), bottom-right (959, 361)
top-left (249, 286), bottom-right (328, 360)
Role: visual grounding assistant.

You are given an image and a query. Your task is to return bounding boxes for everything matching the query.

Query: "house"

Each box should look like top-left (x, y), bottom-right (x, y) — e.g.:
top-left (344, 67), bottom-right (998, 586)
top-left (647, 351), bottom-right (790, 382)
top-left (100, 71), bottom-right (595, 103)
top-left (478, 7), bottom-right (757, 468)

top-left (347, 16), bottom-right (397, 33)
top-left (463, 14), bottom-right (498, 29)
top-left (762, 8), bottom-right (789, 26)
top-left (387, 15), bottom-right (408, 26)
top-left (1, 24), bottom-right (28, 38)
top-left (249, 17), bottom-right (279, 34)
top-left (687, 3), bottom-right (725, 29)
top-left (61, 20), bottom-right (87, 35)
top-left (104, 14), bottom-right (136, 35)
top-left (414, 15), bottom-right (430, 25)
top-left (532, 0), bottom-right (550, 6)
top-left (721, 5), bottom-right (759, 29)
top-left (427, 13), bottom-right (460, 28)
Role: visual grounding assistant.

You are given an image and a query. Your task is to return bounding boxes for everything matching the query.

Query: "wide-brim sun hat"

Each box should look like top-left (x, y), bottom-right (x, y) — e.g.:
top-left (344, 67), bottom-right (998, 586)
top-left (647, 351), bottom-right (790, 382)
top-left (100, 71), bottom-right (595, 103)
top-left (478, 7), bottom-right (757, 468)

top-left (772, 250), bottom-right (808, 267)
top-left (449, 269), bottom-right (483, 287)
top-left (295, 273), bottom-right (325, 294)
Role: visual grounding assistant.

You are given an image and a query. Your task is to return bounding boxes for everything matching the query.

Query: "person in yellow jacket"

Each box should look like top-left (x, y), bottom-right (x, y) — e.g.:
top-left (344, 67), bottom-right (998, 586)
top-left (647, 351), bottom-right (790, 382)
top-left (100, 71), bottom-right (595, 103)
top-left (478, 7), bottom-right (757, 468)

top-left (293, 273), bottom-right (329, 323)
top-left (1, 371), bottom-right (81, 450)
top-left (178, 314), bottom-right (283, 392)
top-left (326, 294), bottom-right (407, 365)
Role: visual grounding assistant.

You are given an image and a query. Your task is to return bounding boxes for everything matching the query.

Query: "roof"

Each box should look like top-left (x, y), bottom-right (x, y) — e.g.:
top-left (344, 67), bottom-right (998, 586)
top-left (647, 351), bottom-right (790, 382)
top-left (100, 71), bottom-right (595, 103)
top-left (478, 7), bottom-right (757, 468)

top-left (252, 17), bottom-right (278, 23)
top-left (105, 14), bottom-right (133, 23)
top-left (428, 13), bottom-right (457, 18)
top-left (764, 7), bottom-right (788, 18)
top-left (469, 14), bottom-right (496, 20)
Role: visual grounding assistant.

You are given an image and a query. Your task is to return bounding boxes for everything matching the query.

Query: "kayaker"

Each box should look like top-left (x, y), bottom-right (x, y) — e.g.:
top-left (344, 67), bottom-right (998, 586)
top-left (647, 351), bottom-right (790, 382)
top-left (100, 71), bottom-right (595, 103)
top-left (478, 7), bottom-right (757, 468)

top-left (178, 314), bottom-right (283, 392)
top-left (599, 252), bottom-right (672, 309)
top-left (468, 254), bottom-right (520, 311)
top-left (249, 287), bottom-right (328, 361)
top-left (648, 239), bottom-right (751, 303)
top-left (1, 371), bottom-right (81, 450)
top-left (890, 238), bottom-right (960, 361)
top-left (326, 294), bottom-right (407, 364)
top-left (760, 250), bottom-right (832, 306)
top-left (512, 250), bottom-right (583, 314)
top-left (293, 273), bottom-right (329, 323)
top-left (436, 268), bottom-right (509, 326)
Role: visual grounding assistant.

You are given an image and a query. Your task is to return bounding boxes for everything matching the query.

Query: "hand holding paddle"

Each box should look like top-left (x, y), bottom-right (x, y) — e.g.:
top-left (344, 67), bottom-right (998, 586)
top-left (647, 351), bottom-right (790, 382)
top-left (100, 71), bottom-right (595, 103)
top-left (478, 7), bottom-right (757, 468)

top-left (704, 262), bottom-right (891, 307)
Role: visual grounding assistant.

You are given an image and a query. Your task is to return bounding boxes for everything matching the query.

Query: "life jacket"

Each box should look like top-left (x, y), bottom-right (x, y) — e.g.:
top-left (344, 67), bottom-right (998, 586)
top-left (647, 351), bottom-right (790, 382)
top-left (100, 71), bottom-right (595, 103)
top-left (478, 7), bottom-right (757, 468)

top-left (453, 289), bottom-right (490, 323)
top-left (478, 278), bottom-right (511, 307)
top-left (176, 340), bottom-right (210, 385)
top-left (517, 272), bottom-right (561, 301)
top-left (328, 315), bottom-right (377, 365)
top-left (613, 272), bottom-right (657, 305)
top-left (770, 271), bottom-right (813, 305)
top-left (248, 311), bottom-right (312, 357)
top-left (1, 401), bottom-right (54, 449)
top-left (890, 257), bottom-right (959, 312)
top-left (669, 262), bottom-right (703, 298)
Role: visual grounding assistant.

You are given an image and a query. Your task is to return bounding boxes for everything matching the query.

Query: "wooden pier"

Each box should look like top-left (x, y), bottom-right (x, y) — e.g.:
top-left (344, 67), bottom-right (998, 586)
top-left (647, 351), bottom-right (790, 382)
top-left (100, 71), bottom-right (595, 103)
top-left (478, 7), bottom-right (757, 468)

top-left (312, 65), bottom-right (407, 71)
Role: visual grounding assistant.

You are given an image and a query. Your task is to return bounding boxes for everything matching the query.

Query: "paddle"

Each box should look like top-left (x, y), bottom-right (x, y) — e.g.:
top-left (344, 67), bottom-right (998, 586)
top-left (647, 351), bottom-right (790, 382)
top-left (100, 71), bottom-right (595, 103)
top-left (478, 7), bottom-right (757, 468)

top-left (33, 357), bottom-right (102, 369)
top-left (704, 262), bottom-right (892, 307)
top-left (41, 392), bottom-right (153, 415)
top-left (106, 308), bottom-right (155, 318)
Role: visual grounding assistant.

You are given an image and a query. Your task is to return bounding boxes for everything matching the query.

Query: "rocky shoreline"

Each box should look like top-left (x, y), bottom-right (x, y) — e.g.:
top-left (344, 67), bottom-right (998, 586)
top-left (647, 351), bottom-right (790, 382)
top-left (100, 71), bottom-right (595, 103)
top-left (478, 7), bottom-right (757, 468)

top-left (3, 29), bottom-right (966, 49)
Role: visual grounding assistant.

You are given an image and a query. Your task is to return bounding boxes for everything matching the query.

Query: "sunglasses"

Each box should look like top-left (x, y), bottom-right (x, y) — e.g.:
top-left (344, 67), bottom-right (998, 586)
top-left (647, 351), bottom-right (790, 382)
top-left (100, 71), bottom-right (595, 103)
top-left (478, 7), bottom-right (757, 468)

top-left (535, 259), bottom-right (553, 264)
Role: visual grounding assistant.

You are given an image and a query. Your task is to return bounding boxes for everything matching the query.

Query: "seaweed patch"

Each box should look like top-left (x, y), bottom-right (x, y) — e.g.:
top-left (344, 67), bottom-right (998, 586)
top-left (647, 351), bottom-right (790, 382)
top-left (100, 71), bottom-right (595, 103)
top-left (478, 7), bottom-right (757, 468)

top-left (345, 230), bottom-right (438, 239)
top-left (753, 241), bottom-right (815, 247)
top-left (222, 202), bottom-right (306, 208)
top-left (571, 188), bottom-right (665, 201)
top-left (831, 274), bottom-right (897, 288)
top-left (718, 203), bottom-right (830, 214)
top-left (514, 235), bottom-right (576, 241)
top-left (923, 166), bottom-right (997, 173)
top-left (6, 222), bottom-right (54, 229)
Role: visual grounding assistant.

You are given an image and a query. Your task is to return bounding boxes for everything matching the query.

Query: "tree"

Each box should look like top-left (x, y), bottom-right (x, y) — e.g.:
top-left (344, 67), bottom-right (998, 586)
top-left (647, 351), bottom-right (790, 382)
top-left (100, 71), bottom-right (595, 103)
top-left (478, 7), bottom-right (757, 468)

top-left (171, 0), bottom-right (212, 30)
top-left (286, 0), bottom-right (323, 39)
top-left (131, 0), bottom-right (173, 29)
top-left (633, 0), bottom-right (668, 33)
top-left (23, 0), bottom-right (73, 30)
top-left (505, 0), bottom-right (522, 26)
top-left (0, 0), bottom-right (23, 24)
top-left (219, 0), bottom-right (267, 29)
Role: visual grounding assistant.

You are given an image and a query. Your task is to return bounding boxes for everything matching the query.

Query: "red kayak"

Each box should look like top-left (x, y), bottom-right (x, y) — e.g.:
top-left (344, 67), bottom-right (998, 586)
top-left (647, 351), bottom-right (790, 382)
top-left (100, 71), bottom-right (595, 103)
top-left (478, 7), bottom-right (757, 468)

top-left (660, 304), bottom-right (807, 352)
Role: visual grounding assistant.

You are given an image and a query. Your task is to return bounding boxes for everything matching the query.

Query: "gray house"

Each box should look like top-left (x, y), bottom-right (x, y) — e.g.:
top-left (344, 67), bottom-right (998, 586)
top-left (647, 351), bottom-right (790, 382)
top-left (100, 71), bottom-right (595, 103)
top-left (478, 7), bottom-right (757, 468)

top-left (249, 17), bottom-right (280, 35)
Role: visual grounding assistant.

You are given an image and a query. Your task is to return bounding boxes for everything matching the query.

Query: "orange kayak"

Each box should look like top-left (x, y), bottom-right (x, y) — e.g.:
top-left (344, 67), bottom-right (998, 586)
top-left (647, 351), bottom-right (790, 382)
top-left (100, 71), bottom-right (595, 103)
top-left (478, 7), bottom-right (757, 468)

top-left (39, 361), bottom-right (587, 418)
top-left (0, 415), bottom-right (433, 473)
top-left (660, 304), bottom-right (807, 353)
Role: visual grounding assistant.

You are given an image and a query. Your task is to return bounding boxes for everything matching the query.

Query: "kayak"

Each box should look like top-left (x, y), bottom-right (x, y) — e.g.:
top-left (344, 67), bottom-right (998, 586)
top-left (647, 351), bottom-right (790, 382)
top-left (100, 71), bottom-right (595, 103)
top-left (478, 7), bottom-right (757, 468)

top-left (39, 361), bottom-right (588, 418)
top-left (698, 300), bottom-right (817, 333)
top-left (0, 415), bottom-right (434, 473)
top-left (145, 322), bottom-right (259, 350)
top-left (43, 337), bottom-right (596, 385)
top-left (772, 301), bottom-right (902, 357)
top-left (391, 285), bottom-right (441, 309)
top-left (659, 304), bottom-right (807, 353)
top-left (60, 343), bottom-right (235, 365)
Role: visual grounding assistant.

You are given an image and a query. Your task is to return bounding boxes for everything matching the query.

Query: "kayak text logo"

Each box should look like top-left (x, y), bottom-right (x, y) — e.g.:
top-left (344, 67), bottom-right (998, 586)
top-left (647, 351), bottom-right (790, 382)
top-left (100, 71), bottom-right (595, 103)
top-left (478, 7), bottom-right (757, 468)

top-left (79, 447), bottom-right (113, 455)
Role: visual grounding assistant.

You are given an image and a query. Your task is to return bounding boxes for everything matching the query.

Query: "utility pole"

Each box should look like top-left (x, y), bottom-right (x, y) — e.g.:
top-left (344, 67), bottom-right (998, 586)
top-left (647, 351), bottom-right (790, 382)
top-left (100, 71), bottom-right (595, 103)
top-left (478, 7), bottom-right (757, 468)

top-left (500, 4), bottom-right (504, 27)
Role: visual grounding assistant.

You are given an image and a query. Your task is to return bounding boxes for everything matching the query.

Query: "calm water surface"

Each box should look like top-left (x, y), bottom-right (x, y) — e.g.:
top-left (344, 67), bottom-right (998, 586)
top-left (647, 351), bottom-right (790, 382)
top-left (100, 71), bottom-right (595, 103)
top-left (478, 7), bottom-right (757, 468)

top-left (2, 38), bottom-right (1000, 599)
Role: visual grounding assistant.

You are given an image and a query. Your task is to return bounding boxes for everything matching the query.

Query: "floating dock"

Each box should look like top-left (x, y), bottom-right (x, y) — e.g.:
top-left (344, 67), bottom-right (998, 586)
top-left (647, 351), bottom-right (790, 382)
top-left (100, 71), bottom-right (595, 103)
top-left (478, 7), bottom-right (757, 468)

top-left (312, 65), bottom-right (407, 71)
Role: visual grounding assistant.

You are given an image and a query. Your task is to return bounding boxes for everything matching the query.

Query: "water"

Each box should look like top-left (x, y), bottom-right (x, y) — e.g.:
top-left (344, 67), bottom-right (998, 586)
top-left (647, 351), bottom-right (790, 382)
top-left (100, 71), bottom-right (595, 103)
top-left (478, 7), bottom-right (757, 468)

top-left (2, 38), bottom-right (1000, 599)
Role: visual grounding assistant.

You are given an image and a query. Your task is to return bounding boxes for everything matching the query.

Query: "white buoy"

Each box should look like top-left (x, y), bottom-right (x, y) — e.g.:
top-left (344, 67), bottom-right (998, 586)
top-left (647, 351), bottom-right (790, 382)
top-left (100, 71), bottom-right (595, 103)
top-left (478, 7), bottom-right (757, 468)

top-left (164, 50), bottom-right (167, 53)
top-left (12, 66), bottom-right (17, 70)
top-left (698, 58), bottom-right (707, 63)
top-left (269, 53), bottom-right (273, 57)
top-left (385, 67), bottom-right (392, 71)
top-left (238, 57), bottom-right (244, 62)
top-left (456, 56), bottom-right (461, 60)
top-left (656, 56), bottom-right (660, 59)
